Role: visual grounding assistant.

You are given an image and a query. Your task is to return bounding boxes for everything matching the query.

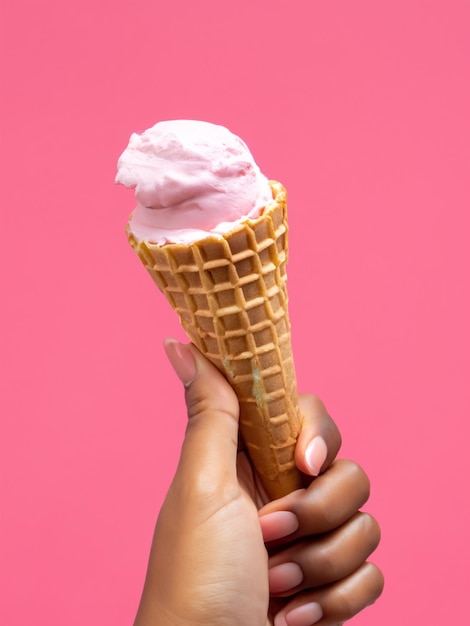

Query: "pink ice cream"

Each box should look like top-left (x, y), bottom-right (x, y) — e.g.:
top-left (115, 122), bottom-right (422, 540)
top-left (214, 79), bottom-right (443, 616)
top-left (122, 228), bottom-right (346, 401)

top-left (115, 120), bottom-right (273, 244)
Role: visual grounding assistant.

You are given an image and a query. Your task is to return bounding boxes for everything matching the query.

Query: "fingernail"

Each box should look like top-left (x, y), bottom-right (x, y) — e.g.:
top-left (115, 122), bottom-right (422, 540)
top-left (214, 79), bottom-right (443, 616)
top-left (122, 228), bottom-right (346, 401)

top-left (268, 562), bottom-right (303, 594)
top-left (305, 436), bottom-right (328, 476)
top-left (285, 602), bottom-right (323, 626)
top-left (259, 511), bottom-right (299, 542)
top-left (163, 339), bottom-right (197, 386)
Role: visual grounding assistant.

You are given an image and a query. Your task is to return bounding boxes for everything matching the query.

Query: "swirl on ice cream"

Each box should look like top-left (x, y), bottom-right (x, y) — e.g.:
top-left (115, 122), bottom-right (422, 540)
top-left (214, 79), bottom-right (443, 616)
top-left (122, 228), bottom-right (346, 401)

top-left (116, 120), bottom-right (273, 244)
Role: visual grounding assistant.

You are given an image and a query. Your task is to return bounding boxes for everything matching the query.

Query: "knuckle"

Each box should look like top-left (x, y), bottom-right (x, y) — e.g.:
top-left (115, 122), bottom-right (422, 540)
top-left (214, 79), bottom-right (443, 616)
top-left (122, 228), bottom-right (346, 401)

top-left (362, 513), bottom-right (381, 549)
top-left (335, 586), bottom-right (358, 619)
top-left (366, 562), bottom-right (385, 601)
top-left (309, 492), bottom-right (338, 530)
top-left (342, 459), bottom-right (371, 502)
top-left (352, 512), bottom-right (381, 556)
top-left (314, 545), bottom-right (339, 582)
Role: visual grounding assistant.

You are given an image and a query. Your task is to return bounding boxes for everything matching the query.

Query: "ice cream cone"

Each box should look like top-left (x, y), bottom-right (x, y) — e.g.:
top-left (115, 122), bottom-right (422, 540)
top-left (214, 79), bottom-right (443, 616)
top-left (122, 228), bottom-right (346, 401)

top-left (127, 181), bottom-right (303, 499)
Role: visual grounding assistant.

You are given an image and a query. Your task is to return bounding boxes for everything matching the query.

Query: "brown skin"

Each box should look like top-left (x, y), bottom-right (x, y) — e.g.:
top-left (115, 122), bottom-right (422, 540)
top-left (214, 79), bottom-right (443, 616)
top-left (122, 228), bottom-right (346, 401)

top-left (134, 346), bottom-right (384, 626)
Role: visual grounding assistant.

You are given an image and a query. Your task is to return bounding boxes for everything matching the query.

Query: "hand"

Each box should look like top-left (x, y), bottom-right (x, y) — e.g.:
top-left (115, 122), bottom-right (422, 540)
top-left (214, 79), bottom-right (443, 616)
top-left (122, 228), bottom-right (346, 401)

top-left (133, 340), bottom-right (383, 626)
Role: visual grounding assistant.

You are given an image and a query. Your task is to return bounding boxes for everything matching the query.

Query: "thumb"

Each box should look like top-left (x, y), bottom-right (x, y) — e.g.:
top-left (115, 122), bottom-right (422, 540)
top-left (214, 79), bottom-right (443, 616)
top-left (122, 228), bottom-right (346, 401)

top-left (164, 339), bottom-right (240, 488)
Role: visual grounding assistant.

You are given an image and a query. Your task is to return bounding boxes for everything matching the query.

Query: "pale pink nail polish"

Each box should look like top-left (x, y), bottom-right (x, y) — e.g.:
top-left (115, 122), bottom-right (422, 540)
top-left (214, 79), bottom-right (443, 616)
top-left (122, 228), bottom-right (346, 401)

top-left (273, 614), bottom-right (288, 626)
top-left (259, 511), bottom-right (299, 542)
top-left (305, 436), bottom-right (328, 476)
top-left (163, 339), bottom-right (197, 386)
top-left (268, 562), bottom-right (303, 594)
top-left (285, 602), bottom-right (323, 626)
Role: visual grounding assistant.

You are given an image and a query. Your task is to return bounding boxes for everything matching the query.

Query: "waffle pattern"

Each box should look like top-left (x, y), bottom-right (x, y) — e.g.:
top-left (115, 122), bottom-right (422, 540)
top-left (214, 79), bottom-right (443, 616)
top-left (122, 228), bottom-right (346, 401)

top-left (127, 181), bottom-right (303, 498)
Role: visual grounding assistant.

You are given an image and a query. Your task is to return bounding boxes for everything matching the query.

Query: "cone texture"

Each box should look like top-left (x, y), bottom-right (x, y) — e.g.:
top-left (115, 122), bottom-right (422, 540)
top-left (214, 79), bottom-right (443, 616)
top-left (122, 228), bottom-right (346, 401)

top-left (127, 181), bottom-right (303, 498)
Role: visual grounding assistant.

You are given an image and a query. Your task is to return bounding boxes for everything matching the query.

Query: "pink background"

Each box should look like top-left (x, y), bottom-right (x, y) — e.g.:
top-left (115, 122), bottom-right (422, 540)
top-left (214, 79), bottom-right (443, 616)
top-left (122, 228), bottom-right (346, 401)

top-left (1, 1), bottom-right (469, 624)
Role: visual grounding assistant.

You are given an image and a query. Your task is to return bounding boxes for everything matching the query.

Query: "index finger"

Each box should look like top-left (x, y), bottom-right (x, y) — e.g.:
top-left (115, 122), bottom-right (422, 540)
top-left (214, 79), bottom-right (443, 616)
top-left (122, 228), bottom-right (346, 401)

top-left (295, 394), bottom-right (342, 477)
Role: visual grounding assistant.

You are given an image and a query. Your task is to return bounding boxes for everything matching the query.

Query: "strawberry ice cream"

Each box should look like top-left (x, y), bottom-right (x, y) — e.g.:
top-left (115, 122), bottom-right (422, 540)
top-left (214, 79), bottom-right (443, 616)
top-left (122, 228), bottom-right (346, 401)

top-left (115, 120), bottom-right (272, 244)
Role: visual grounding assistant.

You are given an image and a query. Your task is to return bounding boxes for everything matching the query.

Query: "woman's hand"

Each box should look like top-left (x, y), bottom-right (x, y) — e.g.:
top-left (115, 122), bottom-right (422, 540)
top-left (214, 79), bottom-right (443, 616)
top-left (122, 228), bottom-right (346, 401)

top-left (133, 341), bottom-right (383, 626)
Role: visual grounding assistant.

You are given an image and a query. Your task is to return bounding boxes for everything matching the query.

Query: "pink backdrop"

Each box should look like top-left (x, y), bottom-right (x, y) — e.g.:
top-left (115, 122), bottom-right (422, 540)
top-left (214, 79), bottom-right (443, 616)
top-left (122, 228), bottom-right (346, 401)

top-left (1, 1), bottom-right (469, 624)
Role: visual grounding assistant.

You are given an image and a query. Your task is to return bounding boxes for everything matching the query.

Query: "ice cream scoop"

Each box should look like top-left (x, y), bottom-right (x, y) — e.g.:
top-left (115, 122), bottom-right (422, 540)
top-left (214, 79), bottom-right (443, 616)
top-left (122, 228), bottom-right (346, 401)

top-left (116, 120), bottom-right (273, 244)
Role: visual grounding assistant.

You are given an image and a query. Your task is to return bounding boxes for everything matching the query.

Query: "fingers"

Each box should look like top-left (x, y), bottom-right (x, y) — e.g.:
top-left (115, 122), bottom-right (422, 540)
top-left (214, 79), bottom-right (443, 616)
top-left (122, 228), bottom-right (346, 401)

top-left (259, 459), bottom-right (370, 541)
top-left (259, 458), bottom-right (380, 623)
top-left (268, 512), bottom-right (381, 595)
top-left (273, 562), bottom-right (384, 626)
top-left (292, 460), bottom-right (370, 536)
top-left (296, 395), bottom-right (342, 477)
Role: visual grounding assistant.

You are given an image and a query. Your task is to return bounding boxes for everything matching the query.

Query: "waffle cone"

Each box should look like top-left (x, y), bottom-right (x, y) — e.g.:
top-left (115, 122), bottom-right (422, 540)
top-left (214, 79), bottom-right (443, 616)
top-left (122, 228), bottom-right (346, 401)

top-left (127, 181), bottom-right (303, 499)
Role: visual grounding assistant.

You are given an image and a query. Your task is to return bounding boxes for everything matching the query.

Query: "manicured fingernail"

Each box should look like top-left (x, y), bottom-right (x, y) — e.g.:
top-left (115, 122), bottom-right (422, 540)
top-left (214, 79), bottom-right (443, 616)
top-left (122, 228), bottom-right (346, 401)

top-left (268, 562), bottom-right (303, 594)
top-left (163, 339), bottom-right (197, 386)
top-left (259, 511), bottom-right (299, 542)
top-left (285, 602), bottom-right (323, 626)
top-left (305, 436), bottom-right (328, 476)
